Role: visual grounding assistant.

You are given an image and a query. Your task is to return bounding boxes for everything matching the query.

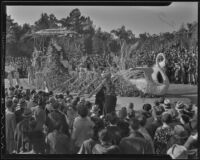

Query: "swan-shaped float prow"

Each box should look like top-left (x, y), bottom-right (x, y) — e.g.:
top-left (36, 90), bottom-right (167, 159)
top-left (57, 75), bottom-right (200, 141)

top-left (126, 53), bottom-right (169, 96)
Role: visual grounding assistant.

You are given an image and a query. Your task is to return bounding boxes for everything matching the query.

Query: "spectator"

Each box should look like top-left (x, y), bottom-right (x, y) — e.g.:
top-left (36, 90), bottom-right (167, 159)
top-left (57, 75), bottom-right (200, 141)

top-left (119, 118), bottom-right (154, 154)
top-left (78, 117), bottom-right (105, 154)
top-left (6, 99), bottom-right (16, 154)
top-left (154, 112), bottom-right (173, 154)
top-left (127, 103), bottom-right (135, 119)
top-left (106, 112), bottom-right (121, 145)
top-left (46, 121), bottom-right (72, 154)
top-left (136, 112), bottom-right (155, 153)
top-left (71, 103), bottom-right (94, 153)
top-left (14, 108), bottom-right (34, 153)
top-left (92, 128), bottom-right (121, 154)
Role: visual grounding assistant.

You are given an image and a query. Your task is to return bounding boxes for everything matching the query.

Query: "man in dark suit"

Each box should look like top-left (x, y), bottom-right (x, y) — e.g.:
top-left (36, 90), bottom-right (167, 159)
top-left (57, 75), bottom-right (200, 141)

top-left (103, 73), bottom-right (117, 115)
top-left (95, 86), bottom-right (105, 116)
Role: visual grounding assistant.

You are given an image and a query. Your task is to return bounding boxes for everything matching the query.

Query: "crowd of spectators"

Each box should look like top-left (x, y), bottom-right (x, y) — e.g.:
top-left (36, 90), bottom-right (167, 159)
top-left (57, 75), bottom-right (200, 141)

top-left (5, 45), bottom-right (198, 86)
top-left (5, 85), bottom-right (198, 158)
top-left (5, 56), bottom-right (31, 78)
top-left (133, 46), bottom-right (198, 85)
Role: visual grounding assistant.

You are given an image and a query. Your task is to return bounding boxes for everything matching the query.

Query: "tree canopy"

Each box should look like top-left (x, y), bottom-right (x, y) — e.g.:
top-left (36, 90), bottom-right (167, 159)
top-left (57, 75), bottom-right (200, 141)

top-left (6, 8), bottom-right (198, 58)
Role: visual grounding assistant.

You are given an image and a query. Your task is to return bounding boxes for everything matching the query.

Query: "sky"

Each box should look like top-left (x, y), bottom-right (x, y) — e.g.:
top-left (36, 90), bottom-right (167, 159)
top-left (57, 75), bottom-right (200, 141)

top-left (6, 2), bottom-right (198, 37)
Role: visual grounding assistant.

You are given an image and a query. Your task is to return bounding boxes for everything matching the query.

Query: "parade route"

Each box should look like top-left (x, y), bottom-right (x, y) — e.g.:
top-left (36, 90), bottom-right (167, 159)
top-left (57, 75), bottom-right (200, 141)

top-left (5, 78), bottom-right (197, 111)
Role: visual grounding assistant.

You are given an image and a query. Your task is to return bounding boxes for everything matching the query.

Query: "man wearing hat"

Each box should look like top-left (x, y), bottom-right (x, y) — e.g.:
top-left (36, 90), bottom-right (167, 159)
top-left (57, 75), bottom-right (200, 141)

top-left (167, 125), bottom-right (189, 150)
top-left (12, 96), bottom-right (19, 111)
top-left (45, 97), bottom-right (57, 113)
top-left (45, 100), bottom-right (70, 137)
top-left (8, 87), bottom-right (15, 98)
top-left (95, 86), bottom-right (105, 116)
top-left (15, 98), bottom-right (28, 124)
top-left (14, 107), bottom-right (34, 153)
top-left (27, 94), bottom-right (38, 110)
top-left (6, 99), bottom-right (16, 153)
top-left (103, 73), bottom-right (117, 115)
top-left (32, 97), bottom-right (46, 132)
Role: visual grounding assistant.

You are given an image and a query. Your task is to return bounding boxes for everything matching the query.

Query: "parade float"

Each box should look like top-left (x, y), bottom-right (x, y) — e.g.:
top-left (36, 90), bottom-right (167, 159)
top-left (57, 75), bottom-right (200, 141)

top-left (30, 28), bottom-right (77, 91)
top-left (29, 27), bottom-right (169, 98)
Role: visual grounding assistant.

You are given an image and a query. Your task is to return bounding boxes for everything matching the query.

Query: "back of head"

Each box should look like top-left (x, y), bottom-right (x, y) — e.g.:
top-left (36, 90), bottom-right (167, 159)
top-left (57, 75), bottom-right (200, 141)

top-left (98, 128), bottom-right (112, 143)
top-left (77, 103), bottom-right (88, 118)
top-left (128, 103), bottom-right (134, 109)
top-left (135, 112), bottom-right (147, 127)
top-left (106, 112), bottom-right (118, 125)
top-left (143, 103), bottom-right (152, 112)
top-left (117, 120), bottom-right (130, 137)
top-left (118, 107), bottom-right (127, 119)
top-left (161, 112), bottom-right (172, 124)
top-left (91, 117), bottom-right (105, 140)
top-left (6, 99), bottom-right (13, 109)
top-left (129, 118), bottom-right (140, 131)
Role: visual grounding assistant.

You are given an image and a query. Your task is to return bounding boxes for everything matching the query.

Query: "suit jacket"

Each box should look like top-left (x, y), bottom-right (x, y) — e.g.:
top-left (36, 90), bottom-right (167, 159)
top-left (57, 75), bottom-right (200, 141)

top-left (6, 110), bottom-right (16, 153)
top-left (119, 132), bottom-right (154, 154)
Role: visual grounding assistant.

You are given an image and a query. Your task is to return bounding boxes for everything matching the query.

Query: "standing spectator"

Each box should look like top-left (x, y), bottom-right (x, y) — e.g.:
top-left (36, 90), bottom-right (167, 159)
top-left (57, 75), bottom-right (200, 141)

top-left (6, 99), bottom-right (16, 154)
top-left (66, 105), bottom-right (78, 133)
top-left (45, 101), bottom-right (70, 137)
top-left (154, 112), bottom-right (173, 154)
top-left (78, 117), bottom-right (105, 154)
top-left (46, 122), bottom-right (72, 154)
top-left (32, 97), bottom-right (46, 132)
top-left (106, 112), bottom-right (121, 145)
top-left (95, 87), bottom-right (105, 116)
top-left (167, 125), bottom-right (188, 150)
top-left (127, 103), bottom-right (135, 119)
top-left (136, 113), bottom-right (155, 153)
top-left (14, 108), bottom-right (34, 153)
top-left (119, 118), bottom-right (153, 154)
top-left (71, 103), bottom-right (94, 153)
top-left (92, 128), bottom-right (121, 154)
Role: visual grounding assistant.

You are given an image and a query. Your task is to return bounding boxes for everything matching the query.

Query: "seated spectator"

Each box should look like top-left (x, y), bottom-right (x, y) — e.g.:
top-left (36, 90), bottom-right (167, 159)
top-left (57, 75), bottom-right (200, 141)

top-left (92, 128), bottom-right (121, 154)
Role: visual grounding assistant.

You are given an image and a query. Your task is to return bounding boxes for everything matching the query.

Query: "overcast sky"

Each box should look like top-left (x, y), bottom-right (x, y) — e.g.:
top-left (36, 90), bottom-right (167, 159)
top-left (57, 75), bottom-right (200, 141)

top-left (6, 2), bottom-right (198, 37)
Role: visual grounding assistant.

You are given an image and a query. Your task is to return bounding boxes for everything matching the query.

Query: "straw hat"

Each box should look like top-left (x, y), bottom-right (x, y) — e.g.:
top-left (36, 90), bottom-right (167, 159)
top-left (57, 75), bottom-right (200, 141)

top-left (91, 105), bottom-right (100, 113)
top-left (167, 144), bottom-right (188, 159)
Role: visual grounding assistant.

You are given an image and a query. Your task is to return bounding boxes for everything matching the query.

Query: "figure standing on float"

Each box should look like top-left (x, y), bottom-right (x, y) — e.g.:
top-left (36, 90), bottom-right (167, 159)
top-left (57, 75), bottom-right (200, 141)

top-left (103, 72), bottom-right (117, 115)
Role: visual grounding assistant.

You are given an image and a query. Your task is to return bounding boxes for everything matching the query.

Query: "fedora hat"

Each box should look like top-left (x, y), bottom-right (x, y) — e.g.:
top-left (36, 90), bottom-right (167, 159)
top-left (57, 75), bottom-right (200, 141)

top-left (22, 108), bottom-right (32, 117)
top-left (91, 105), bottom-right (100, 113)
top-left (173, 125), bottom-right (188, 139)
